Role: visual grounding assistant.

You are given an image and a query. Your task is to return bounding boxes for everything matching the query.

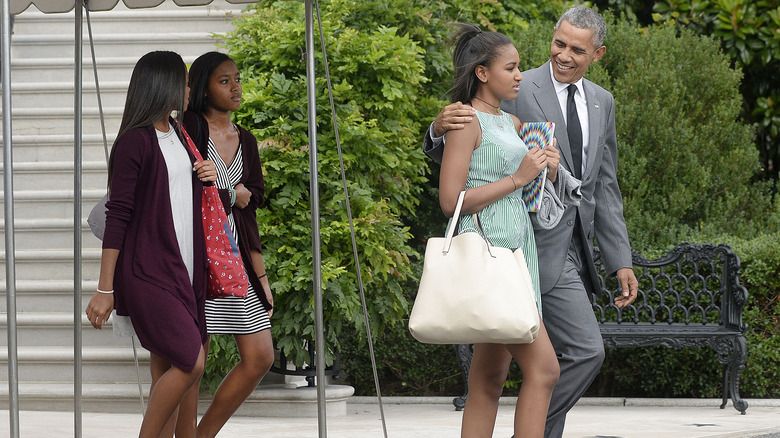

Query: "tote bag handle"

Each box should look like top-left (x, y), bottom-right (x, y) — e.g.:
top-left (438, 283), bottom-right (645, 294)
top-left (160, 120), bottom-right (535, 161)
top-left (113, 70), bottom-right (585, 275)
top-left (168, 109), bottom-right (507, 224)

top-left (443, 190), bottom-right (496, 258)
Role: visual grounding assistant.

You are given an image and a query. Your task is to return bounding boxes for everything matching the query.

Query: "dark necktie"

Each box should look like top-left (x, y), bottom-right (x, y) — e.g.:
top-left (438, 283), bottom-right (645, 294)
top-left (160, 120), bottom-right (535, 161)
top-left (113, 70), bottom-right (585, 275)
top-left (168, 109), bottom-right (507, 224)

top-left (567, 84), bottom-right (583, 179)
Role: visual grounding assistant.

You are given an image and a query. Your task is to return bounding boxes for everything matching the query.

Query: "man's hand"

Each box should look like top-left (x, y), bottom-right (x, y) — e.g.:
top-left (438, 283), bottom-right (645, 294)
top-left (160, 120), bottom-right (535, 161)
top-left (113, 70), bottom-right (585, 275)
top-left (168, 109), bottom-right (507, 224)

top-left (433, 102), bottom-right (477, 137)
top-left (614, 267), bottom-right (638, 308)
top-left (545, 138), bottom-right (560, 182)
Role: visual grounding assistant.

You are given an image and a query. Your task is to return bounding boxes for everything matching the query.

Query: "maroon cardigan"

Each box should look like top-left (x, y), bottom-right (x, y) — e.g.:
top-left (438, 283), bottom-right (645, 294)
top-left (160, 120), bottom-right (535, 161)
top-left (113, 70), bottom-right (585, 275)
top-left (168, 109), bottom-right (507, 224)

top-left (182, 110), bottom-right (272, 311)
top-left (103, 124), bottom-right (208, 372)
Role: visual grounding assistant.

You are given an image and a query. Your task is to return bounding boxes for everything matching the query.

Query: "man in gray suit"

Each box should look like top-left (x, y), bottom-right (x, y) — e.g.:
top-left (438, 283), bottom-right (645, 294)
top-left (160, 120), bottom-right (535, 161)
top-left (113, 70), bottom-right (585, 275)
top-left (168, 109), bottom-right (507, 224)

top-left (423, 7), bottom-right (638, 437)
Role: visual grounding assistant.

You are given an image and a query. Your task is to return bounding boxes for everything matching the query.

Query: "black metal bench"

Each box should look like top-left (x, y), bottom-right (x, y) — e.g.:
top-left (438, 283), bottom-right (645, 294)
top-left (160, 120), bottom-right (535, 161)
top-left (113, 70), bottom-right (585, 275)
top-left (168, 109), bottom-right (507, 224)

top-left (453, 243), bottom-right (749, 414)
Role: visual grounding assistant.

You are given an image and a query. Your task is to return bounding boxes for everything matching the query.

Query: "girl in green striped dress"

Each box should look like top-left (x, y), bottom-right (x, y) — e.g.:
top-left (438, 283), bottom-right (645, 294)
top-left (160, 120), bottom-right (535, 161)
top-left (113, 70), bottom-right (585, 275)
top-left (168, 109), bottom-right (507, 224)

top-left (438, 24), bottom-right (561, 438)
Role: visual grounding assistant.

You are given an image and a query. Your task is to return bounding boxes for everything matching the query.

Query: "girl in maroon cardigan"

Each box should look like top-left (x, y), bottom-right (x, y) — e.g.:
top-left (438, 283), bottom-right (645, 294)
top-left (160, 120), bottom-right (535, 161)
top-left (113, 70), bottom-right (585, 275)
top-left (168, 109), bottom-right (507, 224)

top-left (84, 51), bottom-right (217, 438)
top-left (178, 52), bottom-right (275, 438)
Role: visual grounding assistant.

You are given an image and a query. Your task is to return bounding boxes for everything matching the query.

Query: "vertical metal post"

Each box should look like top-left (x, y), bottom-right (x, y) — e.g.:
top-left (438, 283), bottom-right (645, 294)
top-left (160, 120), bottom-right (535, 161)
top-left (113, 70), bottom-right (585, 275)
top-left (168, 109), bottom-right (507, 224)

top-left (2, 0), bottom-right (19, 436)
top-left (305, 1), bottom-right (327, 436)
top-left (74, 1), bottom-right (84, 437)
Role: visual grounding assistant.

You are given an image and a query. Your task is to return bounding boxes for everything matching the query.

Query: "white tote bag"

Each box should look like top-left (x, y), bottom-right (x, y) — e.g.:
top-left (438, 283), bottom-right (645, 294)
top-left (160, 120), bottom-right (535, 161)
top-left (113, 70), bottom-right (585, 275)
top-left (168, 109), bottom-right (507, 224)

top-left (409, 191), bottom-right (540, 344)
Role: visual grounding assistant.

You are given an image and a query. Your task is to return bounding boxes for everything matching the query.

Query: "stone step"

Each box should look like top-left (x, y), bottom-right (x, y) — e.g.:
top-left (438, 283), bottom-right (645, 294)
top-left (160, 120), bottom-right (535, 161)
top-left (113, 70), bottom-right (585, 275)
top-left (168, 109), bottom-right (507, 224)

top-left (2, 105), bottom-right (123, 135)
top-left (10, 32), bottom-right (229, 60)
top-left (10, 56), bottom-right (139, 85)
top-left (0, 312), bottom-right (142, 347)
top-left (0, 188), bottom-right (106, 221)
top-left (13, 6), bottom-right (243, 36)
top-left (8, 54), bottom-right (217, 85)
top-left (0, 346), bottom-right (151, 384)
top-left (0, 161), bottom-right (107, 192)
top-left (0, 383), bottom-right (355, 416)
top-left (0, 280), bottom-right (100, 313)
top-left (0, 0), bottom-right (249, 394)
top-left (0, 383), bottom-right (150, 414)
top-left (0, 217), bottom-right (102, 251)
top-left (8, 80), bottom-right (129, 110)
top-left (2, 133), bottom-right (114, 163)
top-left (0, 248), bottom-right (102, 282)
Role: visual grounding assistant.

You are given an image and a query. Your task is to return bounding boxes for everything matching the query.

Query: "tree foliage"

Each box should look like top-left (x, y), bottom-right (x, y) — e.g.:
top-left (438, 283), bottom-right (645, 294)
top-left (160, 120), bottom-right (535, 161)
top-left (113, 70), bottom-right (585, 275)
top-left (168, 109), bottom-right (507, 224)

top-left (597, 0), bottom-right (780, 181)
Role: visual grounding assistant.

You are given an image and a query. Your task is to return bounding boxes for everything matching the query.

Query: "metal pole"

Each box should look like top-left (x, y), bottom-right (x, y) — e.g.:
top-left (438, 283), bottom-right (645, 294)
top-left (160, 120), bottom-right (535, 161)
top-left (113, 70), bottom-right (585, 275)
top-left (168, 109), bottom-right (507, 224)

top-left (305, 1), bottom-right (326, 436)
top-left (74, 1), bottom-right (84, 437)
top-left (2, 0), bottom-right (20, 436)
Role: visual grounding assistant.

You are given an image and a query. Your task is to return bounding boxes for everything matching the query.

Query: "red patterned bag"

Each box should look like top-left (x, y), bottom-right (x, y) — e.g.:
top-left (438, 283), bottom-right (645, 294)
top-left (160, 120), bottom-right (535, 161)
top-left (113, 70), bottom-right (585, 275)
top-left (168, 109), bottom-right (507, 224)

top-left (179, 122), bottom-right (248, 299)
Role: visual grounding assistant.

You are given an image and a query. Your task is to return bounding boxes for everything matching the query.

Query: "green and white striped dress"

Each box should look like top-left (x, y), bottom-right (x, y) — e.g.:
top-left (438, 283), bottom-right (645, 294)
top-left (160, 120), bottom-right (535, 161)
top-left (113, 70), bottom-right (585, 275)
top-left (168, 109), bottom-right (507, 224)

top-left (449, 110), bottom-right (541, 312)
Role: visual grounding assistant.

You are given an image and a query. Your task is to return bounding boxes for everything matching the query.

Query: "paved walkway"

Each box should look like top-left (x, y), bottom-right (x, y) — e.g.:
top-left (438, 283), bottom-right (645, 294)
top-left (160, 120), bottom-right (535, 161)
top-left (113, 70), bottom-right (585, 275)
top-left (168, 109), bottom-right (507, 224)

top-left (3, 397), bottom-right (780, 437)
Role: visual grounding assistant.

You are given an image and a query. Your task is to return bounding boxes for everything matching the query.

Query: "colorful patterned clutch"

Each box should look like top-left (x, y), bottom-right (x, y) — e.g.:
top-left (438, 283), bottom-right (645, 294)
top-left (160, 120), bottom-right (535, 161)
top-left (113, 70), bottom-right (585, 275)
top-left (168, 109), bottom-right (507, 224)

top-left (518, 122), bottom-right (555, 212)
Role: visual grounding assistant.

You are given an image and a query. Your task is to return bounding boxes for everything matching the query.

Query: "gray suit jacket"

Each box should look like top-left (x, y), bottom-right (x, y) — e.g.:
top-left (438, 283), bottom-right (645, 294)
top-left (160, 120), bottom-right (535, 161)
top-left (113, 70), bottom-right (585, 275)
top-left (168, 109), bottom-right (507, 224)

top-left (424, 60), bottom-right (632, 295)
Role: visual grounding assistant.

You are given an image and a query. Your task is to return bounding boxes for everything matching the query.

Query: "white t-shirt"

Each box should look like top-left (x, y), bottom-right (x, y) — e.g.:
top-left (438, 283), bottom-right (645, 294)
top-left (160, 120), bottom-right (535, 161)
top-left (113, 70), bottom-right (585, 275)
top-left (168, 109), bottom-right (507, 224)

top-left (156, 124), bottom-right (194, 284)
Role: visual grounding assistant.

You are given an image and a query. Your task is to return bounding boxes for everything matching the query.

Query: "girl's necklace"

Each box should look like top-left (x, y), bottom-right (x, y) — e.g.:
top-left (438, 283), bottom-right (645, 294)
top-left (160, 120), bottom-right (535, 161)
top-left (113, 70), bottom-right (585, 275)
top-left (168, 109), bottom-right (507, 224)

top-left (473, 96), bottom-right (501, 114)
top-left (158, 124), bottom-right (176, 147)
top-left (472, 96), bottom-right (505, 127)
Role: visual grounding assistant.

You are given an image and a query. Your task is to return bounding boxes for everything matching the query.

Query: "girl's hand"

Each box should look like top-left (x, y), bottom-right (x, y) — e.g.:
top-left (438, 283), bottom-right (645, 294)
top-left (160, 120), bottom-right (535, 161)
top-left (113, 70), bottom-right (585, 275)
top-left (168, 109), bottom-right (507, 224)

top-left (194, 160), bottom-right (217, 182)
top-left (234, 183), bottom-right (251, 209)
top-left (513, 147), bottom-right (547, 186)
top-left (260, 277), bottom-right (274, 318)
top-left (545, 138), bottom-right (560, 182)
top-left (85, 292), bottom-right (114, 330)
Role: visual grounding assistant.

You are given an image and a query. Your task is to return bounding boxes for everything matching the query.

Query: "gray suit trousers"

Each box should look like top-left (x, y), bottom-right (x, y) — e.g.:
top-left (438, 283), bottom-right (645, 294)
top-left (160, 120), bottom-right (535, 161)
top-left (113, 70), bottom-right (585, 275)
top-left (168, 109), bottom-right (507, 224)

top-left (542, 242), bottom-right (605, 438)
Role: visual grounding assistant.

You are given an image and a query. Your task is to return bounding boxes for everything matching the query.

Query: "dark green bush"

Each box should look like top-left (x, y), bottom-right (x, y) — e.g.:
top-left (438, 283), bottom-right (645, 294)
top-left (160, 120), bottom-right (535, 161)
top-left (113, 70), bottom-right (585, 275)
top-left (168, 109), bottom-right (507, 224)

top-left (217, 0), bottom-right (430, 369)
top-left (339, 263), bottom-right (464, 396)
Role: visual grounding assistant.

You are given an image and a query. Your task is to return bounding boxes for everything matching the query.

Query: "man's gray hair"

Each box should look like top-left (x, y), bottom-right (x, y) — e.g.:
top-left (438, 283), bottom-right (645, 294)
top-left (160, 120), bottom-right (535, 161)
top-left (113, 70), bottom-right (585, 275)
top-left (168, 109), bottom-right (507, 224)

top-left (555, 6), bottom-right (607, 48)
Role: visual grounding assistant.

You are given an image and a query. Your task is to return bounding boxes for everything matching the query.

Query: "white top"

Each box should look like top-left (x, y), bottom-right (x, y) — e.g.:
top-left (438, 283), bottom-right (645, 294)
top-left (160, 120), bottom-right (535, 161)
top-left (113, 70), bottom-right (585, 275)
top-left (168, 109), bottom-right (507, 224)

top-left (550, 63), bottom-right (589, 177)
top-left (156, 124), bottom-right (194, 284)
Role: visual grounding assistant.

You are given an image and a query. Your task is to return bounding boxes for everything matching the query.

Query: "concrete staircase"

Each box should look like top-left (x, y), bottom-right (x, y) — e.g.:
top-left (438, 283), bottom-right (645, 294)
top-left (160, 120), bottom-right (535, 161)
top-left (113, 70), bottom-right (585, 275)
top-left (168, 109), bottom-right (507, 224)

top-left (0, 0), bottom-right (251, 412)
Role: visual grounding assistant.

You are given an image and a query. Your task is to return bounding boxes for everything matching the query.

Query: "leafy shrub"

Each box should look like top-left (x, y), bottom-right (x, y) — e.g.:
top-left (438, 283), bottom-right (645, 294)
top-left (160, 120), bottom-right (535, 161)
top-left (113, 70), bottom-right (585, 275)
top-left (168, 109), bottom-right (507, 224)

top-left (651, 0), bottom-right (780, 181)
top-left (339, 263), bottom-right (464, 396)
top-left (202, 335), bottom-right (240, 392)
top-left (217, 0), bottom-right (429, 369)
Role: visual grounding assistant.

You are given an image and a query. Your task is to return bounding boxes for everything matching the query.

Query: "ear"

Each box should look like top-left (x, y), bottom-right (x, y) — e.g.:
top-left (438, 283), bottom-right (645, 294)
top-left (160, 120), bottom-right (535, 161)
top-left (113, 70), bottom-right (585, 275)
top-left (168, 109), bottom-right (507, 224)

top-left (474, 65), bottom-right (489, 83)
top-left (592, 46), bottom-right (606, 63)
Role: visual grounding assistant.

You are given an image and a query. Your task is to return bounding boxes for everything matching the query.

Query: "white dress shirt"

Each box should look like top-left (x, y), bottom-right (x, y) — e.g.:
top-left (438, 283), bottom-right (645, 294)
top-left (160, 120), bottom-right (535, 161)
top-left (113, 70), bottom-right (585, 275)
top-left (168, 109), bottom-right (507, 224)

top-left (550, 63), bottom-right (589, 177)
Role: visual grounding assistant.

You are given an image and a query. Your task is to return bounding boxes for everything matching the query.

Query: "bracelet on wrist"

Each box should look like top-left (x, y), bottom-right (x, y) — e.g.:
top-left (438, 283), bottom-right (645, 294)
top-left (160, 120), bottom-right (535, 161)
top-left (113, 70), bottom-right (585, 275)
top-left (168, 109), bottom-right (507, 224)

top-left (228, 187), bottom-right (237, 206)
top-left (508, 175), bottom-right (518, 191)
top-left (258, 273), bottom-right (267, 280)
top-left (97, 288), bottom-right (114, 294)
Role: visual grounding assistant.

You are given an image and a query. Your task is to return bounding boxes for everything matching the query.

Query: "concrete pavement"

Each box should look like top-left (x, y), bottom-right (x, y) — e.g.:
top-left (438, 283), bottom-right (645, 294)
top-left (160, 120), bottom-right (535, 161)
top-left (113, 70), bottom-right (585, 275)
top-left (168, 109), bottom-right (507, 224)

top-left (3, 397), bottom-right (779, 437)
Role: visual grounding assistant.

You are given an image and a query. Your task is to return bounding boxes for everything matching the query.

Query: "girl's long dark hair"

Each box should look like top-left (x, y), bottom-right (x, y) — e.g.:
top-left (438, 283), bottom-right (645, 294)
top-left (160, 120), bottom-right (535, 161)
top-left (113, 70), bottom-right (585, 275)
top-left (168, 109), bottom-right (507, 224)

top-left (187, 51), bottom-right (234, 115)
top-left (449, 23), bottom-right (514, 104)
top-left (108, 51), bottom-right (187, 186)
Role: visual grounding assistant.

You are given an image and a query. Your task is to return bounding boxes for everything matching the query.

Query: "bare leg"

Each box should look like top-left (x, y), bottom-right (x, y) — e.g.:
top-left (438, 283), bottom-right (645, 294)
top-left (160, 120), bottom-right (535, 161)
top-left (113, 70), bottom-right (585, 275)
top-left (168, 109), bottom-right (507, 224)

top-left (150, 355), bottom-right (177, 438)
top-left (174, 386), bottom-right (198, 438)
top-left (461, 343), bottom-right (512, 438)
top-left (197, 330), bottom-right (273, 438)
top-left (139, 347), bottom-right (206, 438)
top-left (175, 339), bottom-right (209, 438)
top-left (505, 322), bottom-right (559, 438)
